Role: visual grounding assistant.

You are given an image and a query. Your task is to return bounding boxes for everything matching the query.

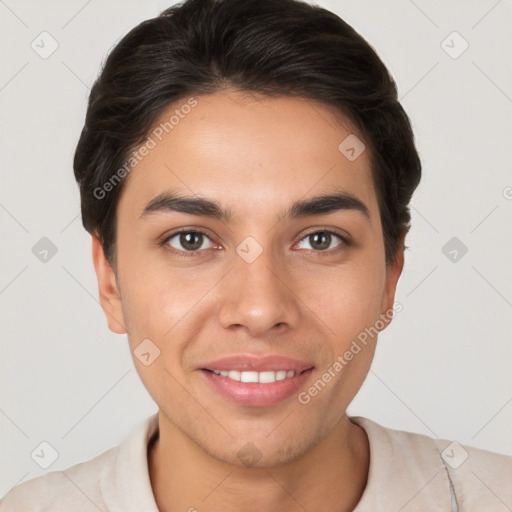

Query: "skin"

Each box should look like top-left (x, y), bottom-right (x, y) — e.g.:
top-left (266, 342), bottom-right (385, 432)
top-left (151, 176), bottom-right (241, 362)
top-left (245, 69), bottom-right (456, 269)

top-left (92, 89), bottom-right (404, 512)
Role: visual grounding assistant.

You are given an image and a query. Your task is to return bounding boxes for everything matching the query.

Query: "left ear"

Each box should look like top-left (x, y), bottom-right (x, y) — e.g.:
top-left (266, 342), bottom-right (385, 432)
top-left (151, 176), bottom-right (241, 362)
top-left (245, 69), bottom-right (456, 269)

top-left (380, 235), bottom-right (405, 318)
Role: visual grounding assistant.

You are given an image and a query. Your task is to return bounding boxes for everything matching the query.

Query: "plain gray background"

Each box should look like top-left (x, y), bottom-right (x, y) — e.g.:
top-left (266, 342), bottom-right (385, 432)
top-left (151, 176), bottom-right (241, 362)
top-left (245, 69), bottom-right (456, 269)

top-left (1, 0), bottom-right (511, 496)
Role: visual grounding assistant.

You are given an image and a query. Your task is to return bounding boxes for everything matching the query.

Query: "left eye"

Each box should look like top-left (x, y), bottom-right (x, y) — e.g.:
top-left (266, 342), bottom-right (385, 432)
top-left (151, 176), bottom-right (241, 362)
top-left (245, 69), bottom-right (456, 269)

top-left (296, 231), bottom-right (345, 251)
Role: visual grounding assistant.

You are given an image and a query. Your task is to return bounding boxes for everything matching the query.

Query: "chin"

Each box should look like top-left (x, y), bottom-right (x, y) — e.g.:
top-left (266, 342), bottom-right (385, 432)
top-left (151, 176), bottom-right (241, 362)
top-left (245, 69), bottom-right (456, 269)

top-left (203, 434), bottom-right (316, 469)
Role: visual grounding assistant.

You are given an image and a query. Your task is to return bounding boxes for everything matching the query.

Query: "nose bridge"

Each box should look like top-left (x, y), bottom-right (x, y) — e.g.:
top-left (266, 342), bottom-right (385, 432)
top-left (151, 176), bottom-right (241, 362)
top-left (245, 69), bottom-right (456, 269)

top-left (217, 238), bottom-right (300, 334)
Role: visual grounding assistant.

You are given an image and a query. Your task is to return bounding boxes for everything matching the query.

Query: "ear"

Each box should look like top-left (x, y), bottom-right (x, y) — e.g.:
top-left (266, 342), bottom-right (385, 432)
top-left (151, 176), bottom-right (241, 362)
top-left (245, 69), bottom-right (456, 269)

top-left (379, 236), bottom-right (405, 323)
top-left (91, 233), bottom-right (127, 334)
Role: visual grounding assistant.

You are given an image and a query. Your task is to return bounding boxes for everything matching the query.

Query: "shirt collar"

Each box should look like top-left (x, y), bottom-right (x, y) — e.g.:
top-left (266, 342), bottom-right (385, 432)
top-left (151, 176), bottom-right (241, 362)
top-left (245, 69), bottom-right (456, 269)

top-left (100, 412), bottom-right (160, 512)
top-left (350, 416), bottom-right (453, 511)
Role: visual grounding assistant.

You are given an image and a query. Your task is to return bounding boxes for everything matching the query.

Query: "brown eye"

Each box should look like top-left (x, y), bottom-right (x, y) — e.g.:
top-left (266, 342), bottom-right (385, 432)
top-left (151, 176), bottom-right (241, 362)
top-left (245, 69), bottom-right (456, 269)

top-left (166, 231), bottom-right (213, 252)
top-left (296, 230), bottom-right (345, 252)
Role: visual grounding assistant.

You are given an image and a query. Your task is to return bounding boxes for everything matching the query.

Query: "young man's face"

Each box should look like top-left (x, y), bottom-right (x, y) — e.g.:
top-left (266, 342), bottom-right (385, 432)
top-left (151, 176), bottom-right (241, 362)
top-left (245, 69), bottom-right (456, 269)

top-left (93, 89), bottom-right (403, 466)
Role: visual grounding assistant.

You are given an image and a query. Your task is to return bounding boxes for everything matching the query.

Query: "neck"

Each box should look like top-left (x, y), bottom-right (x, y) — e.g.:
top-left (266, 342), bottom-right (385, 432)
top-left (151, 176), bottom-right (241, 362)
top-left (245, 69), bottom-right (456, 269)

top-left (148, 411), bottom-right (370, 512)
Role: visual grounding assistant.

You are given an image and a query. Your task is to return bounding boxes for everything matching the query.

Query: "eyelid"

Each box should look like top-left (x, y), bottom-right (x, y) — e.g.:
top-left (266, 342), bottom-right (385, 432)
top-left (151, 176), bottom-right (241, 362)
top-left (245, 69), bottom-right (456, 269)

top-left (161, 226), bottom-right (215, 243)
top-left (297, 226), bottom-right (350, 243)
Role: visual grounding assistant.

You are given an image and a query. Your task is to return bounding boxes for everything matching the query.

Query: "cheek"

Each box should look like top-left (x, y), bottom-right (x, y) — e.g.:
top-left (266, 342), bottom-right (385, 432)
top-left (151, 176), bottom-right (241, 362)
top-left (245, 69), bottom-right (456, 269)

top-left (302, 258), bottom-right (386, 342)
top-left (122, 276), bottom-right (188, 339)
top-left (118, 255), bottom-right (220, 348)
top-left (299, 267), bottom-right (384, 415)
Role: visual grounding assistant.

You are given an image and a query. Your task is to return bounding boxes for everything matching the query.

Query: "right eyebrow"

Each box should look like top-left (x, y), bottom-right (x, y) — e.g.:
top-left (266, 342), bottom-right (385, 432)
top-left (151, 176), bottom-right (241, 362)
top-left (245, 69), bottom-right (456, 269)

top-left (140, 191), bottom-right (231, 220)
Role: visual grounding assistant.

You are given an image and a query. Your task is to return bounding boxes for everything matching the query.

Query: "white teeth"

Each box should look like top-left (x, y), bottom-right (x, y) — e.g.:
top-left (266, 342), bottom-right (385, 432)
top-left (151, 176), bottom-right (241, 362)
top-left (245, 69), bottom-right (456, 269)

top-left (240, 371), bottom-right (259, 383)
top-left (210, 369), bottom-right (297, 383)
top-left (258, 371), bottom-right (276, 384)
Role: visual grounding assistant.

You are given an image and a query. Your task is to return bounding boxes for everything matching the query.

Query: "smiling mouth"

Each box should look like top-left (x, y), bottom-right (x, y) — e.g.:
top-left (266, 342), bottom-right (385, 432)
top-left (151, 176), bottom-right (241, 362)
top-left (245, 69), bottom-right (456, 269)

top-left (199, 366), bottom-right (315, 407)
top-left (201, 367), bottom-right (313, 384)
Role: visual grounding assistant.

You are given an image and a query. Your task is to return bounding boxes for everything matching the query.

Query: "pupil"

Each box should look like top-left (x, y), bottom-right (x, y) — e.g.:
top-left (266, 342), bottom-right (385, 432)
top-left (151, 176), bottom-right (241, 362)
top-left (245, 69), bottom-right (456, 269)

top-left (311, 232), bottom-right (330, 250)
top-left (181, 232), bottom-right (202, 250)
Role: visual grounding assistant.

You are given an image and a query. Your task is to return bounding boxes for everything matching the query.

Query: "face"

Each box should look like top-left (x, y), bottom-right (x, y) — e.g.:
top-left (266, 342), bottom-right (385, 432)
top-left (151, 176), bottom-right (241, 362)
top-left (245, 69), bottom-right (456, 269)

top-left (92, 89), bottom-right (403, 467)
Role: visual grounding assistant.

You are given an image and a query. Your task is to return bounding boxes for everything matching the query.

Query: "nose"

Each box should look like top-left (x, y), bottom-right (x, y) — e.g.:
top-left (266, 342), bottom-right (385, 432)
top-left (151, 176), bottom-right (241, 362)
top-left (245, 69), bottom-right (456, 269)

top-left (217, 244), bottom-right (301, 337)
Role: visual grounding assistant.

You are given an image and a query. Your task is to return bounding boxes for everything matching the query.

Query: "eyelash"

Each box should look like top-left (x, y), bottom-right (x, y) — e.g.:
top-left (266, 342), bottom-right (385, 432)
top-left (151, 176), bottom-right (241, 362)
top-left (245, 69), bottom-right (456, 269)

top-left (160, 227), bottom-right (350, 258)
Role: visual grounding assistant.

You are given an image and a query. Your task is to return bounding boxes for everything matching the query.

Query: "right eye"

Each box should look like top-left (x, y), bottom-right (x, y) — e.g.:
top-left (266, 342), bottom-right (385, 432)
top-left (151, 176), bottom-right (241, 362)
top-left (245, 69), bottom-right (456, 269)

top-left (164, 230), bottom-right (216, 253)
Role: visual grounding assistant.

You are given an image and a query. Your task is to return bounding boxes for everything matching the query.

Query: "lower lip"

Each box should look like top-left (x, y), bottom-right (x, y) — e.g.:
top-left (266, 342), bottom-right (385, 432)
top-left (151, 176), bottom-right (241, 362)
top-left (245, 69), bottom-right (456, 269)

top-left (199, 368), bottom-right (314, 407)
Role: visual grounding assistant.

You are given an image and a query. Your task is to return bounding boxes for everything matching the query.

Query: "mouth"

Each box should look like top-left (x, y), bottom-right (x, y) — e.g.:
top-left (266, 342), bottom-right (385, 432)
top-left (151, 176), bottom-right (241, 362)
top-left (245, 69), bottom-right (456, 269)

top-left (198, 362), bottom-right (315, 407)
top-left (201, 367), bottom-right (312, 383)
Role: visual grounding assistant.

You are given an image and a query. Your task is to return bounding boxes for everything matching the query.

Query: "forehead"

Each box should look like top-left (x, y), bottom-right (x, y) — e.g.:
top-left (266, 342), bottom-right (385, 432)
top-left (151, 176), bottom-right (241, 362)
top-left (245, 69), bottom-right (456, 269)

top-left (117, 90), bottom-right (377, 222)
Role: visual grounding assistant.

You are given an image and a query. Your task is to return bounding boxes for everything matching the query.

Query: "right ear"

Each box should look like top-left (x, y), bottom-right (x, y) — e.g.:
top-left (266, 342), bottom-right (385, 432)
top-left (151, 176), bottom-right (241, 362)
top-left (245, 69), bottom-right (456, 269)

top-left (91, 233), bottom-right (127, 334)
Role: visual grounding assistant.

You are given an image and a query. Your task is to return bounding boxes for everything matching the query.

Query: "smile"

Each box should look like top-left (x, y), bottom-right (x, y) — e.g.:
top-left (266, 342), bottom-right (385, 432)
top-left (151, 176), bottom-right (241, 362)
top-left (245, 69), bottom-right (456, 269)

top-left (207, 369), bottom-right (297, 383)
top-left (199, 367), bottom-right (314, 407)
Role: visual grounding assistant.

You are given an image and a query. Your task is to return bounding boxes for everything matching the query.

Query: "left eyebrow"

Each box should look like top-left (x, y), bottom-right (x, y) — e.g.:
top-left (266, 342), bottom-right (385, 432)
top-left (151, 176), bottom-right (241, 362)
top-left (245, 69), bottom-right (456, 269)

top-left (284, 191), bottom-right (370, 222)
top-left (139, 189), bottom-right (370, 222)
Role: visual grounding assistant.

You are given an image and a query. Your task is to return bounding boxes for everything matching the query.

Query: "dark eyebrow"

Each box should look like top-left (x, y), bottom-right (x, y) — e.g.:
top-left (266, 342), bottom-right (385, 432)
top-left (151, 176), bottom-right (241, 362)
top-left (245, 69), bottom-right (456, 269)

top-left (140, 192), bottom-right (233, 220)
top-left (285, 191), bottom-right (370, 221)
top-left (139, 189), bottom-right (370, 222)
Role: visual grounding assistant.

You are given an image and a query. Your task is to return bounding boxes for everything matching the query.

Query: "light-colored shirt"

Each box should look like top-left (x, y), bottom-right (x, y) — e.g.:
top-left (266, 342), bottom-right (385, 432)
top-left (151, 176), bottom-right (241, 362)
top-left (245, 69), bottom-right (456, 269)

top-left (1, 413), bottom-right (511, 511)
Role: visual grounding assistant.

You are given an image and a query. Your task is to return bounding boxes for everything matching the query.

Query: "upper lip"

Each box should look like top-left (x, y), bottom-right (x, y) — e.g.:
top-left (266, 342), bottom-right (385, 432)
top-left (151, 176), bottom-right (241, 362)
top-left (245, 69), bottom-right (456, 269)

top-left (199, 354), bottom-right (315, 373)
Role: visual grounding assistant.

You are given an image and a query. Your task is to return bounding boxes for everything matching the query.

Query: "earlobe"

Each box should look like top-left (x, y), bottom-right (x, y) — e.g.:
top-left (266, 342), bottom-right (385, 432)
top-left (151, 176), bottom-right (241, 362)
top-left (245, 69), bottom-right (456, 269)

top-left (91, 234), bottom-right (127, 334)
